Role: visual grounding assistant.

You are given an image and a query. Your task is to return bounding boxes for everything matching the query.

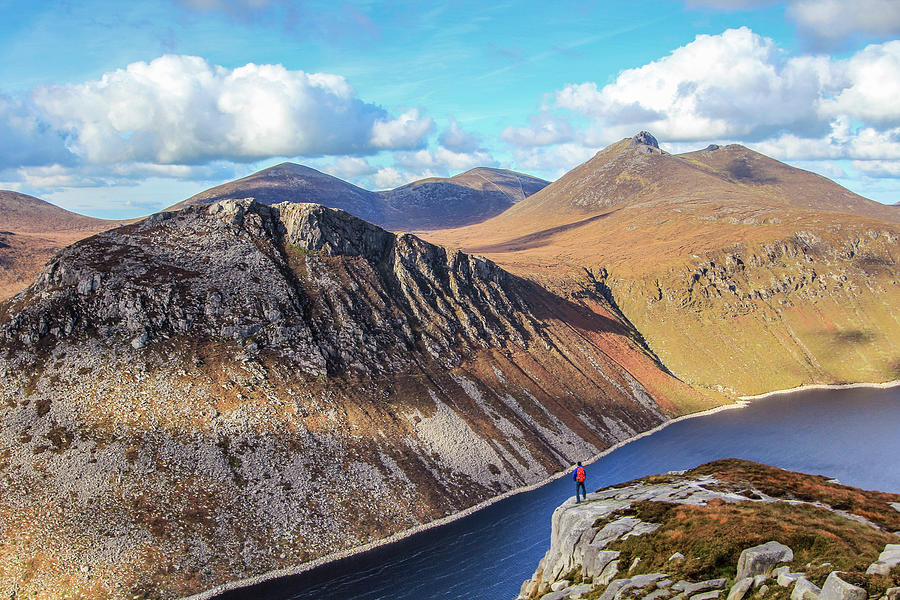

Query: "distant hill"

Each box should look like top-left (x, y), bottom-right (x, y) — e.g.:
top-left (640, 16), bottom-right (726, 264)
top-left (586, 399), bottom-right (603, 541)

top-left (0, 191), bottom-right (124, 300)
top-left (424, 132), bottom-right (900, 395)
top-left (170, 163), bottom-right (549, 231)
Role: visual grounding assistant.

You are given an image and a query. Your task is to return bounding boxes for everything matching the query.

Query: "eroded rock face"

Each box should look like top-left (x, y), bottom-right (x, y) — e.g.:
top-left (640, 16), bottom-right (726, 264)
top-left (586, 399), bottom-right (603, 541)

top-left (0, 200), bottom-right (688, 599)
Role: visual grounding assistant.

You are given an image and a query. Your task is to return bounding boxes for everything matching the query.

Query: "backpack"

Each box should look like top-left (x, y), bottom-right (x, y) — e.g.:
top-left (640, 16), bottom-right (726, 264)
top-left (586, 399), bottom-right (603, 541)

top-left (575, 466), bottom-right (585, 483)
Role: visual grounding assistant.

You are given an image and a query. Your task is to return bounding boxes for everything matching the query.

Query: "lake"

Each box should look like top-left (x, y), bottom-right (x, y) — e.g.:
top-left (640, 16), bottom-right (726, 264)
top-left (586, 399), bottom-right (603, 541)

top-left (216, 384), bottom-right (900, 600)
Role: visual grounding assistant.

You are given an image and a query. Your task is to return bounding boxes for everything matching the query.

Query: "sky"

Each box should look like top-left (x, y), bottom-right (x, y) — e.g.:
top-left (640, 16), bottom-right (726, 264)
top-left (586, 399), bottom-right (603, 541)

top-left (1, 0), bottom-right (900, 218)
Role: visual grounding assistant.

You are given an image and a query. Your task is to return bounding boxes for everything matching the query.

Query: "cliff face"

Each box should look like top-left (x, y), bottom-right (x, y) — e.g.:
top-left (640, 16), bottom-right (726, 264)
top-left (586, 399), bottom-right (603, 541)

top-left (0, 200), bottom-right (710, 599)
top-left (520, 460), bottom-right (900, 600)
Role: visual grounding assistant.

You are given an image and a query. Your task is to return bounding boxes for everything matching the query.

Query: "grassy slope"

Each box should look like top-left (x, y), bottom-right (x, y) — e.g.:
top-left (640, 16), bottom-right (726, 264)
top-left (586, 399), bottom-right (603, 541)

top-left (588, 459), bottom-right (900, 600)
top-left (424, 143), bottom-right (900, 396)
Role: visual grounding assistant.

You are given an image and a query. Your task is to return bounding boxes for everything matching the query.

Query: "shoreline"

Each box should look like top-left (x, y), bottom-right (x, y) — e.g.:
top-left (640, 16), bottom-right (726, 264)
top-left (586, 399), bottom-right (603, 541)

top-left (182, 379), bottom-right (898, 600)
top-left (739, 379), bottom-right (900, 401)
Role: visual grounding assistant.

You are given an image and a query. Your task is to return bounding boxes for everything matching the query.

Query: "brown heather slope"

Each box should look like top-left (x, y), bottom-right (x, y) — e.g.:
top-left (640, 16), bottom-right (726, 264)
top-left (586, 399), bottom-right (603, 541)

top-left (170, 163), bottom-right (548, 231)
top-left (424, 133), bottom-right (900, 395)
top-left (0, 191), bottom-right (125, 300)
top-left (0, 199), bottom-right (717, 599)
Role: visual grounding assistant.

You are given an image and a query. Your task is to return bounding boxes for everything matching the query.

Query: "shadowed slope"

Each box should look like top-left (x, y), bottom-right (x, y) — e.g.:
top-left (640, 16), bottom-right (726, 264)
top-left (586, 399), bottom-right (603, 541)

top-left (170, 163), bottom-right (548, 231)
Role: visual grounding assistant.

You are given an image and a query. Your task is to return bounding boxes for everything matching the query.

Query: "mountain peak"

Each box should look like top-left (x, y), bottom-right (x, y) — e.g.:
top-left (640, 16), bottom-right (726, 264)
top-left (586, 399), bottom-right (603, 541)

top-left (631, 131), bottom-right (659, 149)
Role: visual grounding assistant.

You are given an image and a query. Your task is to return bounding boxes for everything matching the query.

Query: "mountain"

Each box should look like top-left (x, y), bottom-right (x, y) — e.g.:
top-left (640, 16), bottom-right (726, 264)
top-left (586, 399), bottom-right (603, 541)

top-left (381, 167), bottom-right (549, 229)
top-left (170, 162), bottom-right (383, 222)
top-left (0, 191), bottom-right (124, 301)
top-left (0, 199), bottom-right (714, 599)
top-left (171, 163), bottom-right (548, 231)
top-left (424, 133), bottom-right (900, 395)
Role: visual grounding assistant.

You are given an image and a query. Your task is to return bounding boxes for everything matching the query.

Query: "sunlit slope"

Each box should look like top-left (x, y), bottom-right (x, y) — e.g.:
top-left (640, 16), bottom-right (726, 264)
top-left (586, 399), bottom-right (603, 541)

top-left (424, 134), bottom-right (900, 395)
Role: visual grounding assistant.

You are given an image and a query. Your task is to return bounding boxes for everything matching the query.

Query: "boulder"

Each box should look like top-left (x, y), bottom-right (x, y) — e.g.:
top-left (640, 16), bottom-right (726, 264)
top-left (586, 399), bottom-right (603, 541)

top-left (736, 541), bottom-right (794, 580)
top-left (672, 579), bottom-right (727, 595)
top-left (552, 580), bottom-right (572, 592)
top-left (644, 590), bottom-right (673, 600)
top-left (726, 578), bottom-right (753, 600)
top-left (540, 591), bottom-right (571, 600)
top-left (691, 592), bottom-right (721, 600)
top-left (866, 544), bottom-right (900, 576)
top-left (883, 587), bottom-right (900, 600)
top-left (773, 567), bottom-right (805, 587)
top-left (669, 552), bottom-right (686, 562)
top-left (791, 578), bottom-right (821, 600)
top-left (818, 572), bottom-right (866, 600)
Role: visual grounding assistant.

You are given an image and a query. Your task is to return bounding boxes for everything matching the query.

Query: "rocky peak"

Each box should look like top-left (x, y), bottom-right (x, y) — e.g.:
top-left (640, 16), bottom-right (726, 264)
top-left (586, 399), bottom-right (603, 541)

top-left (631, 131), bottom-right (660, 149)
top-left (0, 198), bottom-right (538, 376)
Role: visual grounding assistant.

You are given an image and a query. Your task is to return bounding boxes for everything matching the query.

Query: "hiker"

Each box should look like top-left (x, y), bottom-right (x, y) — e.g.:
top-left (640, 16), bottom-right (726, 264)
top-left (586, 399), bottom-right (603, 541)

top-left (573, 461), bottom-right (587, 503)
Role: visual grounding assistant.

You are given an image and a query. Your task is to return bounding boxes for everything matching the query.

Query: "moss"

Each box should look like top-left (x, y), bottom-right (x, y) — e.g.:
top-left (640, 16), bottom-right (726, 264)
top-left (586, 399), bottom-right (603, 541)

top-left (606, 500), bottom-right (896, 584)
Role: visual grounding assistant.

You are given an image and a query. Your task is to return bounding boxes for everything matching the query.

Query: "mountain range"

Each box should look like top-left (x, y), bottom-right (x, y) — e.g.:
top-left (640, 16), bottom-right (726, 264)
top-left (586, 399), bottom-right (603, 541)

top-left (425, 133), bottom-right (900, 394)
top-left (0, 132), bottom-right (897, 599)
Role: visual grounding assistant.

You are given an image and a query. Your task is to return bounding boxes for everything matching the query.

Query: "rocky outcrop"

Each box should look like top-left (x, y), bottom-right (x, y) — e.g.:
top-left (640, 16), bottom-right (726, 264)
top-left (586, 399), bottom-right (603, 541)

top-left (0, 200), bottom-right (706, 599)
top-left (518, 460), bottom-right (900, 600)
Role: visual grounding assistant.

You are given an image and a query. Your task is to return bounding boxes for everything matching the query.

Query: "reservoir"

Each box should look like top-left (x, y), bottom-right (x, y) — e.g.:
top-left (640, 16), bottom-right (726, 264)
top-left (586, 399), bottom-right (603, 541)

top-left (218, 384), bottom-right (900, 600)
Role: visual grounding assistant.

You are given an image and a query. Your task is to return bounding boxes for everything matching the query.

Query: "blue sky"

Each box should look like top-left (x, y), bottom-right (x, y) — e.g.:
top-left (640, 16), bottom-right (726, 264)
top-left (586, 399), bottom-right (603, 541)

top-left (1, 0), bottom-right (899, 218)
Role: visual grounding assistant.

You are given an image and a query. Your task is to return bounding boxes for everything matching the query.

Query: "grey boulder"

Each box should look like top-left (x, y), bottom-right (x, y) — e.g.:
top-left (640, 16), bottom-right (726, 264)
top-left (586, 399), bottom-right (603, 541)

top-left (735, 541), bottom-right (794, 580)
top-left (791, 578), bottom-right (821, 600)
top-left (818, 572), bottom-right (866, 600)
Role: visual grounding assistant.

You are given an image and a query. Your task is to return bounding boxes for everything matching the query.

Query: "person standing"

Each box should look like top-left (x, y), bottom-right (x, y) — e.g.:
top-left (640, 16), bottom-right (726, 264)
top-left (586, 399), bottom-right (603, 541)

top-left (574, 461), bottom-right (587, 503)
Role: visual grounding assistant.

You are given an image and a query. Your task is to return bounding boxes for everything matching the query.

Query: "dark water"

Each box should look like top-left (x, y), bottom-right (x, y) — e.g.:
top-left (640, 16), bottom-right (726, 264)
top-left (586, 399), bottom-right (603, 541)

top-left (219, 385), bottom-right (900, 600)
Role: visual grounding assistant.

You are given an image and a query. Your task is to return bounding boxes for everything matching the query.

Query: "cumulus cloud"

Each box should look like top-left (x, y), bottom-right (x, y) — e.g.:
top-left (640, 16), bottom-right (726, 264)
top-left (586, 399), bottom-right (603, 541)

top-left (32, 54), bottom-right (433, 166)
top-left (370, 109), bottom-right (434, 150)
top-left (373, 167), bottom-right (421, 190)
top-left (501, 112), bottom-right (575, 147)
top-left (820, 41), bottom-right (900, 125)
top-left (438, 118), bottom-right (483, 153)
top-left (555, 28), bottom-right (833, 142)
top-left (323, 156), bottom-right (378, 180)
top-left (394, 146), bottom-right (496, 173)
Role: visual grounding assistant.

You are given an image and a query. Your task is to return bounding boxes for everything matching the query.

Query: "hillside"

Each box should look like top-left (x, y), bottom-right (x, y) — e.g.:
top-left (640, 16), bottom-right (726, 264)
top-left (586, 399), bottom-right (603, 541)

top-left (0, 191), bottom-right (123, 301)
top-left (171, 163), bottom-right (548, 231)
top-left (424, 133), bottom-right (900, 395)
top-left (519, 459), bottom-right (900, 600)
top-left (0, 199), bottom-right (715, 599)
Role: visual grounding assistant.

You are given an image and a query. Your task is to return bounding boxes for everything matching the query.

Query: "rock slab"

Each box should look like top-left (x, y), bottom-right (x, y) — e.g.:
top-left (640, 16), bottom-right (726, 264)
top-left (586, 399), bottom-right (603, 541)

top-left (819, 572), bottom-right (866, 600)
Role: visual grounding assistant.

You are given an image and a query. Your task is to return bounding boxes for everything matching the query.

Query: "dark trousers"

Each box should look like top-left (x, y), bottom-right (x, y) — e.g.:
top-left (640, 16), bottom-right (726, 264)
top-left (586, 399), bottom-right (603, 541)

top-left (575, 481), bottom-right (587, 502)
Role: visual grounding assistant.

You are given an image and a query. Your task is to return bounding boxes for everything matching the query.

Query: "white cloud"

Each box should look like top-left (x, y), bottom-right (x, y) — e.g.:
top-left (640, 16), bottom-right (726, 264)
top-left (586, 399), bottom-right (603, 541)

top-left (370, 109), bottom-right (434, 150)
top-left (501, 112), bottom-right (575, 147)
top-left (789, 0), bottom-right (900, 47)
top-left (438, 118), bottom-right (483, 153)
top-left (820, 41), bottom-right (900, 125)
top-left (852, 160), bottom-right (900, 178)
top-left (512, 143), bottom-right (596, 174)
top-left (323, 156), bottom-right (378, 179)
top-left (32, 55), bottom-right (433, 165)
top-left (394, 146), bottom-right (496, 172)
top-left (555, 28), bottom-right (831, 143)
top-left (373, 167), bottom-right (419, 189)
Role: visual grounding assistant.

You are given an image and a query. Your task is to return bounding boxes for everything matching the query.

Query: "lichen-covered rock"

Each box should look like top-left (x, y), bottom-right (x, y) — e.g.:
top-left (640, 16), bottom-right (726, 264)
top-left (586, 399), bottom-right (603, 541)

top-left (735, 541), bottom-right (794, 580)
top-left (791, 578), bottom-right (821, 600)
top-left (818, 572), bottom-right (867, 600)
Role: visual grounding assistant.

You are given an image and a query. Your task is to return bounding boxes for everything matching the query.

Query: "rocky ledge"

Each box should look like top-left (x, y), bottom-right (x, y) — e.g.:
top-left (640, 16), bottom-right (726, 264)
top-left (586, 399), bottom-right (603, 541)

top-left (520, 459), bottom-right (900, 600)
